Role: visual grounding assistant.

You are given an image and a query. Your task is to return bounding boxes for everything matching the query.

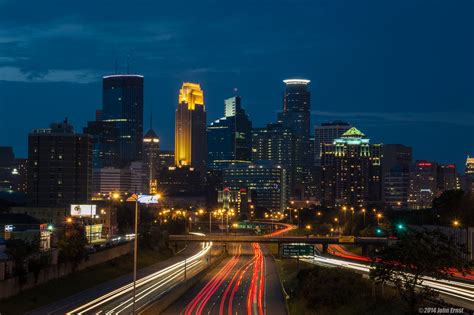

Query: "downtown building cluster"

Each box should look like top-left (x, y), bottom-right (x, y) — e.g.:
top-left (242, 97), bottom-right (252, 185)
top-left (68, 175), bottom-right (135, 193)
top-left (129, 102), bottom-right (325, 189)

top-left (1, 75), bottom-right (474, 221)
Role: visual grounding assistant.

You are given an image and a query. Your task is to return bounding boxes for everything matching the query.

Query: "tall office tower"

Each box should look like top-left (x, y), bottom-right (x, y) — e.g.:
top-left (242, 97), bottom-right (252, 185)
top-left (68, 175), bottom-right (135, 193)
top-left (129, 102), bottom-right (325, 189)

top-left (207, 96), bottom-right (252, 170)
top-left (11, 158), bottom-right (27, 193)
top-left (223, 161), bottom-right (288, 212)
top-left (143, 128), bottom-right (160, 194)
top-left (382, 144), bottom-right (412, 209)
top-left (0, 146), bottom-right (14, 192)
top-left (314, 121), bottom-right (352, 166)
top-left (83, 111), bottom-right (119, 169)
top-left (251, 123), bottom-right (295, 192)
top-left (158, 150), bottom-right (175, 169)
top-left (278, 79), bottom-right (311, 197)
top-left (175, 82), bottom-right (207, 172)
top-left (27, 119), bottom-right (92, 207)
top-left (102, 74), bottom-right (144, 166)
top-left (464, 156), bottom-right (474, 193)
top-left (407, 160), bottom-right (438, 210)
top-left (320, 127), bottom-right (382, 208)
top-left (437, 164), bottom-right (459, 192)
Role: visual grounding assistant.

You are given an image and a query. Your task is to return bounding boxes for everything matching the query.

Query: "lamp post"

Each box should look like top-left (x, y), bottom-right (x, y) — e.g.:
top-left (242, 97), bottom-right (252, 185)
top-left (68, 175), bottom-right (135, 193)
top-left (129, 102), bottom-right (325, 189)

top-left (361, 208), bottom-right (366, 226)
top-left (209, 211), bottom-right (212, 234)
top-left (126, 193), bottom-right (160, 315)
top-left (377, 213), bottom-right (382, 225)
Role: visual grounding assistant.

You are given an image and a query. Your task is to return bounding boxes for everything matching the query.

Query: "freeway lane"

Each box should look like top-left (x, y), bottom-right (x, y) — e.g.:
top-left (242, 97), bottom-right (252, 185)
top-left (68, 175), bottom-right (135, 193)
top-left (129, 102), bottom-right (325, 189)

top-left (27, 242), bottom-right (208, 315)
top-left (164, 243), bottom-right (286, 315)
top-left (302, 254), bottom-right (474, 310)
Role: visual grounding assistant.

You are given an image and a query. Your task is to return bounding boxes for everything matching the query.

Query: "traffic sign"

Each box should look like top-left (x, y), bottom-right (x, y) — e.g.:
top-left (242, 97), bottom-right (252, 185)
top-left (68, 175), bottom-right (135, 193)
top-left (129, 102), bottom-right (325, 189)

top-left (282, 244), bottom-right (314, 257)
top-left (338, 235), bottom-right (355, 243)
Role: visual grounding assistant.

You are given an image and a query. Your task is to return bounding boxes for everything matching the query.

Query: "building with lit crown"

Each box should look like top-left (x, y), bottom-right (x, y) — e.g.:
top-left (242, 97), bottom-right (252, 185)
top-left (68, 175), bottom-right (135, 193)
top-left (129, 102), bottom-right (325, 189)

top-left (320, 127), bottom-right (382, 208)
top-left (408, 160), bottom-right (438, 209)
top-left (175, 82), bottom-right (207, 172)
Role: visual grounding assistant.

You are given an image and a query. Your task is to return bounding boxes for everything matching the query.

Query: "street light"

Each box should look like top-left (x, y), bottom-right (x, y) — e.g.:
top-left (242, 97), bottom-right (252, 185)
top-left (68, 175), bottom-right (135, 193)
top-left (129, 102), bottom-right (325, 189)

top-left (361, 208), bottom-right (366, 226)
top-left (126, 193), bottom-right (160, 315)
top-left (377, 213), bottom-right (382, 225)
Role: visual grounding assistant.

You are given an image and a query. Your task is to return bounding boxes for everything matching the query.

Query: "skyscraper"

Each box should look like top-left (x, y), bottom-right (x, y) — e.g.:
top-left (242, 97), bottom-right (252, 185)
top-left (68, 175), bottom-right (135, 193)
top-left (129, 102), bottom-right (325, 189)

top-left (314, 121), bottom-right (352, 166)
top-left (278, 79), bottom-right (311, 197)
top-left (143, 128), bottom-right (160, 194)
top-left (320, 127), bottom-right (382, 208)
top-left (102, 74), bottom-right (144, 166)
top-left (464, 156), bottom-right (474, 193)
top-left (175, 82), bottom-right (207, 172)
top-left (27, 119), bottom-right (92, 207)
top-left (382, 144), bottom-right (412, 209)
top-left (207, 96), bottom-right (252, 170)
top-left (251, 123), bottom-right (295, 191)
top-left (408, 161), bottom-right (438, 209)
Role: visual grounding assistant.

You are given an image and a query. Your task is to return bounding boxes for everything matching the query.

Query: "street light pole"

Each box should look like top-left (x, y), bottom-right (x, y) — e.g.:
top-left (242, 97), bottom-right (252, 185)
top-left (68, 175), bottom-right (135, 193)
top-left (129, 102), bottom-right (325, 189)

top-left (133, 198), bottom-right (138, 315)
top-left (209, 211), bottom-right (212, 234)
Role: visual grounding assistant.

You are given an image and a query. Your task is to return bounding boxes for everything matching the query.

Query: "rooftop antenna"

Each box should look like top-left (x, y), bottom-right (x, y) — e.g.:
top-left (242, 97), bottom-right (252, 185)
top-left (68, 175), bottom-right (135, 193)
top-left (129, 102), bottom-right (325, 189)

top-left (150, 106), bottom-right (153, 130)
top-left (115, 59), bottom-right (118, 74)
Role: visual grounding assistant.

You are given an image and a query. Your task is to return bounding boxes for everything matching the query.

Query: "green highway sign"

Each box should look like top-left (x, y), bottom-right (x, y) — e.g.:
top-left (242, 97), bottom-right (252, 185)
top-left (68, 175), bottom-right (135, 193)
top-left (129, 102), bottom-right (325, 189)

top-left (281, 244), bottom-right (314, 257)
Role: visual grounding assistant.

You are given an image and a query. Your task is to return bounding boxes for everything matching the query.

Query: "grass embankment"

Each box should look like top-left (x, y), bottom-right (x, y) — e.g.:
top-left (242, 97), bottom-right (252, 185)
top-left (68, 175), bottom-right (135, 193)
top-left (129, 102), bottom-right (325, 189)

top-left (276, 259), bottom-right (404, 315)
top-left (0, 248), bottom-right (173, 314)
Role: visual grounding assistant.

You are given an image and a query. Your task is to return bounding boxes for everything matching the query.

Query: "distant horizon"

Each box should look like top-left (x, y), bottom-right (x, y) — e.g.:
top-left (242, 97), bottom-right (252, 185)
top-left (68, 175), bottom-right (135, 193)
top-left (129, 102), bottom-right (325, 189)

top-left (0, 0), bottom-right (472, 169)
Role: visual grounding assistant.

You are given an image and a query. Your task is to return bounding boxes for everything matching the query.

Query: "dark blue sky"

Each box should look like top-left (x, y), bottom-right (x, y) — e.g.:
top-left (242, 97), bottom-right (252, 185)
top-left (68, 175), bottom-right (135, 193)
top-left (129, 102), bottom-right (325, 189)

top-left (0, 0), bottom-right (472, 169)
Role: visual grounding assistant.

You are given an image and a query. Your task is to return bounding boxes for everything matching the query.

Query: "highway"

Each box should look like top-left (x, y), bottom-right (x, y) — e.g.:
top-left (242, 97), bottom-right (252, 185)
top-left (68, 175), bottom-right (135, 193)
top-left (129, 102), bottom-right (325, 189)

top-left (302, 253), bottom-right (474, 310)
top-left (163, 243), bottom-right (286, 315)
top-left (28, 236), bottom-right (215, 315)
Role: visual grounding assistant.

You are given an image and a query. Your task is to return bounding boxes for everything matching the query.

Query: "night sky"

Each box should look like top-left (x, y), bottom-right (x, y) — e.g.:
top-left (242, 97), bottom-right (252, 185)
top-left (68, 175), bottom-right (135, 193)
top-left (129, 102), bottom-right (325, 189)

top-left (0, 0), bottom-right (472, 169)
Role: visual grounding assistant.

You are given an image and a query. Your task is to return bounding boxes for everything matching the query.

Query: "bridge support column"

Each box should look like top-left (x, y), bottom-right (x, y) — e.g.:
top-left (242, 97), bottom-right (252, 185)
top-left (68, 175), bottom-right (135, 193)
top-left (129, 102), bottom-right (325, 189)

top-left (322, 243), bottom-right (328, 254)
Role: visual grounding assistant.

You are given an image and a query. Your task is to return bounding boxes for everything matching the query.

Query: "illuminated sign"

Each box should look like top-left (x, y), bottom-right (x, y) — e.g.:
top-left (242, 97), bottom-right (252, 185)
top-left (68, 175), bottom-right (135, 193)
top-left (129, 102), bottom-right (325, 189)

top-left (417, 162), bottom-right (432, 167)
top-left (70, 204), bottom-right (97, 217)
top-left (4, 225), bottom-right (14, 232)
top-left (137, 195), bottom-right (160, 204)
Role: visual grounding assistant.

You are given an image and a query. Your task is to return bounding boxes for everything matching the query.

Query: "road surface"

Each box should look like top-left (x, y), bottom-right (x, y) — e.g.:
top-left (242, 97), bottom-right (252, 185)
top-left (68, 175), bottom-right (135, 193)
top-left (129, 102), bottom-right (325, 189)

top-left (163, 243), bottom-right (287, 315)
top-left (28, 241), bottom-right (217, 315)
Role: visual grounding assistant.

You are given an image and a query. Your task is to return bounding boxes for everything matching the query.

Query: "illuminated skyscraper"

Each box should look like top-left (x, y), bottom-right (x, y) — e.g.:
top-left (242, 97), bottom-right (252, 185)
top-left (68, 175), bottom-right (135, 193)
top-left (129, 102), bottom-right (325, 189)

top-left (278, 79), bottom-right (311, 197)
top-left (102, 74), bottom-right (144, 166)
top-left (143, 128), bottom-right (160, 194)
top-left (320, 127), bottom-right (382, 207)
top-left (207, 96), bottom-right (252, 170)
top-left (175, 82), bottom-right (207, 172)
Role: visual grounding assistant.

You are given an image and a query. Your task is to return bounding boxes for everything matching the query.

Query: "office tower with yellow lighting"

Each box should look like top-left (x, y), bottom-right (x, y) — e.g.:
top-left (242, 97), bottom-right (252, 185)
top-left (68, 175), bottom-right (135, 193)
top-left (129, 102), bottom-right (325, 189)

top-left (175, 82), bottom-right (207, 172)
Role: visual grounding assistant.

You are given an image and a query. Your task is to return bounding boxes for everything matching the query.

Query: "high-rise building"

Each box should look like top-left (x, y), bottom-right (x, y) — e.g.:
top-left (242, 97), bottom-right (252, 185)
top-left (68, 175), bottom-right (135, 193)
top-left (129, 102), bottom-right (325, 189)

top-left (0, 147), bottom-right (14, 192)
top-left (464, 156), bottom-right (474, 193)
top-left (437, 164), bottom-right (459, 192)
top-left (207, 96), bottom-right (252, 170)
top-left (175, 82), bottom-right (207, 172)
top-left (83, 113), bottom-right (119, 169)
top-left (382, 144), bottom-right (412, 209)
top-left (92, 161), bottom-right (145, 195)
top-left (217, 188), bottom-right (252, 219)
top-left (314, 121), bottom-right (352, 166)
top-left (143, 128), bottom-right (160, 194)
top-left (408, 160), bottom-right (438, 209)
top-left (320, 127), bottom-right (382, 208)
top-left (223, 161), bottom-right (288, 212)
top-left (251, 123), bottom-right (295, 191)
top-left (102, 74), bottom-right (144, 166)
top-left (27, 119), bottom-right (92, 207)
top-left (278, 79), bottom-right (311, 197)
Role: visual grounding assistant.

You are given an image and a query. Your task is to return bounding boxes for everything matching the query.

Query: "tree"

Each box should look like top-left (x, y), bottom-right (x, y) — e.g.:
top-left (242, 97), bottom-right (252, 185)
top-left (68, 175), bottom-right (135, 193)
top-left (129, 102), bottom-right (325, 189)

top-left (370, 229), bottom-right (472, 313)
top-left (5, 238), bottom-right (39, 289)
top-left (56, 223), bottom-right (88, 271)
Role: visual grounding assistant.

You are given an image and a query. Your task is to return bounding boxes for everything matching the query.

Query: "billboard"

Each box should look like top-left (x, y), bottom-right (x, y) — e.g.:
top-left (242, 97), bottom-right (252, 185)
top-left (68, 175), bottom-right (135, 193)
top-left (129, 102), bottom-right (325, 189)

top-left (70, 204), bottom-right (97, 217)
top-left (137, 195), bottom-right (160, 204)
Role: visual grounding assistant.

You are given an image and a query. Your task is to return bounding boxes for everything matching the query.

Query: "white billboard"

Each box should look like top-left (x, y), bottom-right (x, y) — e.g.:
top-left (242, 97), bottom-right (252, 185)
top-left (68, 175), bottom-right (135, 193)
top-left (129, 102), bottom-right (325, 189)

top-left (70, 204), bottom-right (97, 217)
top-left (135, 195), bottom-right (159, 204)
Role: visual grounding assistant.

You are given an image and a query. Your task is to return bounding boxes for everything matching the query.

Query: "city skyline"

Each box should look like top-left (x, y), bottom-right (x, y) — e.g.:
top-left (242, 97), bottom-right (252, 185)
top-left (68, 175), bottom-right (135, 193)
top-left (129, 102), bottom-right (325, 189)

top-left (0, 0), bottom-right (472, 170)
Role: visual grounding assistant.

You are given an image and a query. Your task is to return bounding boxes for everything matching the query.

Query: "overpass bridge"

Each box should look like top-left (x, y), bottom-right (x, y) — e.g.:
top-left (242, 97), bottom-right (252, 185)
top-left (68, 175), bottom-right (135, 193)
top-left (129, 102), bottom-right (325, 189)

top-left (168, 234), bottom-right (393, 245)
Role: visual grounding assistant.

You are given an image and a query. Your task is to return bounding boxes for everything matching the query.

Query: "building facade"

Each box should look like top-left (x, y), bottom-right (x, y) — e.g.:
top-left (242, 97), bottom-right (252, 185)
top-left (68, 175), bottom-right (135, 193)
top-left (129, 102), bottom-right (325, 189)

top-left (143, 129), bottom-right (160, 194)
top-left (314, 121), bottom-right (352, 166)
top-left (408, 160), bottom-right (438, 209)
top-left (207, 96), bottom-right (252, 170)
top-left (175, 82), bottom-right (207, 172)
top-left (102, 74), bottom-right (144, 166)
top-left (27, 119), bottom-right (92, 207)
top-left (320, 127), bottom-right (382, 208)
top-left (382, 144), bottom-right (412, 209)
top-left (222, 161), bottom-right (287, 212)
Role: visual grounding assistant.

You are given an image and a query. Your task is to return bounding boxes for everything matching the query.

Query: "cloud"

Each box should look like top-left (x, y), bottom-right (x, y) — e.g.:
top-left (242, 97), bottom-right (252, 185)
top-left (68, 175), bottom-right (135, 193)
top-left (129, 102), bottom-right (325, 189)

top-left (311, 110), bottom-right (474, 127)
top-left (0, 66), bottom-right (99, 83)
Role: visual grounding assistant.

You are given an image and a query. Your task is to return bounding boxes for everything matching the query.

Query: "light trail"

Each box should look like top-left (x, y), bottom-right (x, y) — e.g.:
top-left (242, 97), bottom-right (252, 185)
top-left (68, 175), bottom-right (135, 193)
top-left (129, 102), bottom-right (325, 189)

top-left (301, 254), bottom-right (474, 306)
top-left (67, 233), bottom-right (212, 314)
